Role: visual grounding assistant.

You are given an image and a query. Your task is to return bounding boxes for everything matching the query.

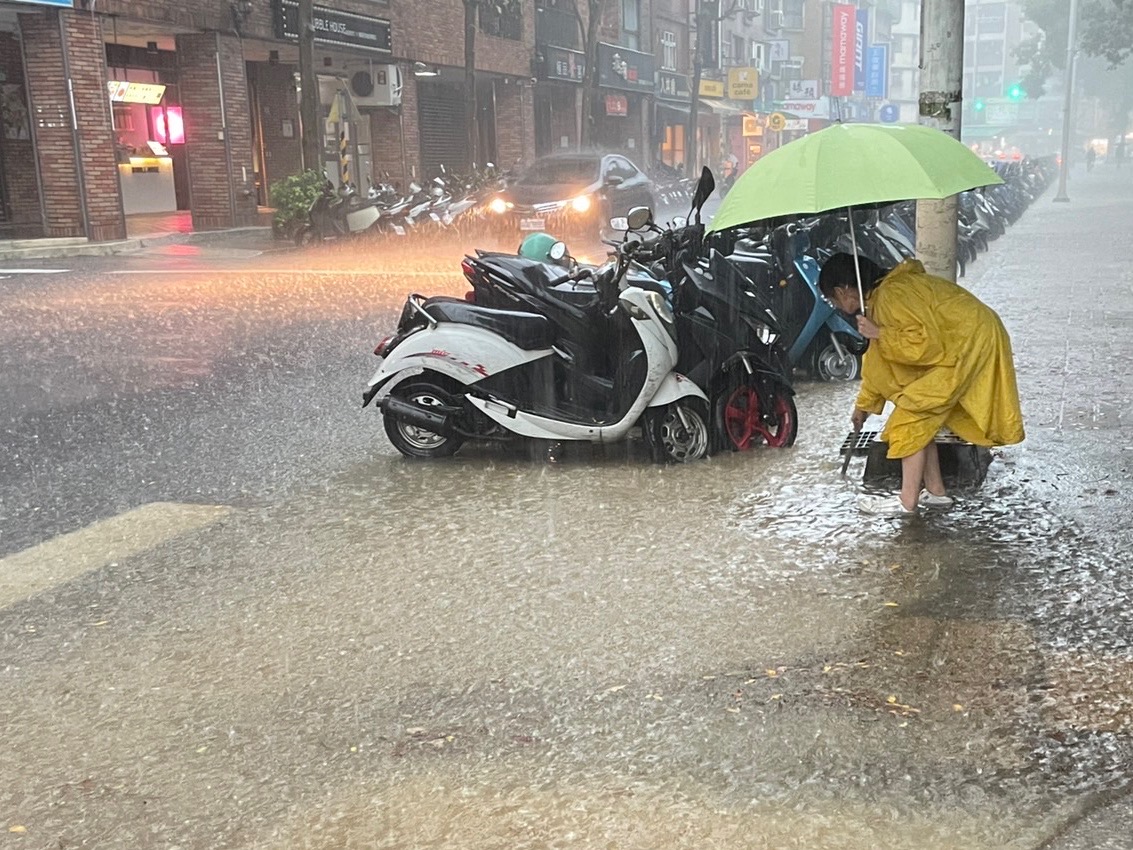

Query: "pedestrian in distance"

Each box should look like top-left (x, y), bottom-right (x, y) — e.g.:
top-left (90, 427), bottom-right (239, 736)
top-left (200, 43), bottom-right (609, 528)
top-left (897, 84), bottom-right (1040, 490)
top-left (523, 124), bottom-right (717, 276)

top-left (819, 253), bottom-right (1025, 516)
top-left (1086, 145), bottom-right (1097, 172)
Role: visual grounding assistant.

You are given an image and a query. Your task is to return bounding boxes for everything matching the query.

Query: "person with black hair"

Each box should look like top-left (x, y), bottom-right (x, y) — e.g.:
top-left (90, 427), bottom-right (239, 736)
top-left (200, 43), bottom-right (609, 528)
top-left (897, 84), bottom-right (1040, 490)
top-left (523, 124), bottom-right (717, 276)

top-left (819, 253), bottom-right (1025, 516)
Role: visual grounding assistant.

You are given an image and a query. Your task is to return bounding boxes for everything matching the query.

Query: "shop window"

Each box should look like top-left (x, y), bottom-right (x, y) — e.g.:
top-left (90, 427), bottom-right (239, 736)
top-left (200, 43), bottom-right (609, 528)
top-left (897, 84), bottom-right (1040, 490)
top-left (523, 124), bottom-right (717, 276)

top-left (480, 2), bottom-right (522, 40)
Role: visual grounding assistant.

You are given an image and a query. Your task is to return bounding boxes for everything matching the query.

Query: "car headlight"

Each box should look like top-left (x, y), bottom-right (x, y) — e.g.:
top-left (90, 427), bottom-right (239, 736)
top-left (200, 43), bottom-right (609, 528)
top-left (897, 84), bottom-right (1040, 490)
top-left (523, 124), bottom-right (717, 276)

top-left (489, 197), bottom-right (509, 215)
top-left (570, 195), bottom-right (592, 213)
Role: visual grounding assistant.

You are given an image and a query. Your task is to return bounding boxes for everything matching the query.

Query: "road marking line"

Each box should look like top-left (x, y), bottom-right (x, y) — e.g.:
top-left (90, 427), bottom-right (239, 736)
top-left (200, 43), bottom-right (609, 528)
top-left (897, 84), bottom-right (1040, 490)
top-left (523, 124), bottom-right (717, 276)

top-left (0, 268), bottom-right (70, 274)
top-left (0, 502), bottom-right (231, 609)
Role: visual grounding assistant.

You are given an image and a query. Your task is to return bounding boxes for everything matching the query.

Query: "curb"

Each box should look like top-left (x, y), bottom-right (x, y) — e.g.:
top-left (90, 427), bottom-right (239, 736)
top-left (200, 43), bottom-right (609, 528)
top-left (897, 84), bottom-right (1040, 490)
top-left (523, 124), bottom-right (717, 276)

top-left (0, 226), bottom-right (273, 262)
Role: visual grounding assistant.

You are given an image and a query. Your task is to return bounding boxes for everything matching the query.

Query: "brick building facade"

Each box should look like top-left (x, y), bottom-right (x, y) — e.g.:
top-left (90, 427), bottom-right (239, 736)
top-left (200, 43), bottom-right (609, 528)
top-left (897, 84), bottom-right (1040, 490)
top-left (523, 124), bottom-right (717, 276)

top-left (0, 0), bottom-right (540, 242)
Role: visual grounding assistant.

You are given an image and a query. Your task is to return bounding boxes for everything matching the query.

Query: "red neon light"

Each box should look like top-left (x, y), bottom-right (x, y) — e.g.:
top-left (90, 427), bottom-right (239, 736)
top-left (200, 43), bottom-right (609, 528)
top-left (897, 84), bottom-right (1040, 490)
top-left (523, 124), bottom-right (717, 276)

top-left (151, 107), bottom-right (185, 144)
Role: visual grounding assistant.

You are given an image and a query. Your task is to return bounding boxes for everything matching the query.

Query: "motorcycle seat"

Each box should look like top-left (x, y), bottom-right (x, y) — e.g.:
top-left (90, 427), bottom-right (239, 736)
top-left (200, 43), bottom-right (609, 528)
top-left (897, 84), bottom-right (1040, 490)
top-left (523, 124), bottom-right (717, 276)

top-left (423, 297), bottom-right (556, 351)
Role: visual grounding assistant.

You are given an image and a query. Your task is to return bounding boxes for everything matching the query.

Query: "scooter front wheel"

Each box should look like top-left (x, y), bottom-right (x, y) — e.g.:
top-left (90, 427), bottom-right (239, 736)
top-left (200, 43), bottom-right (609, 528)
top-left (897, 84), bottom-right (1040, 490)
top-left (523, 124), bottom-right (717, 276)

top-left (716, 378), bottom-right (798, 450)
top-left (643, 400), bottom-right (710, 464)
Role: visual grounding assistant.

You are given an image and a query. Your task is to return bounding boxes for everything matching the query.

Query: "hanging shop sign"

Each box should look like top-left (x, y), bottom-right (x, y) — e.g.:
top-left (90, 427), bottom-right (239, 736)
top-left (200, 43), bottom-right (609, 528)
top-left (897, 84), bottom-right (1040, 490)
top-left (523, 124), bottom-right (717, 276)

top-left (605, 94), bottom-right (628, 116)
top-left (656, 71), bottom-right (690, 101)
top-left (273, 0), bottom-right (392, 55)
top-left (787, 80), bottom-right (820, 99)
top-left (774, 98), bottom-right (833, 120)
top-left (742, 114), bottom-right (761, 137)
top-left (8, 0), bottom-right (74, 6)
top-left (783, 118), bottom-right (809, 131)
top-left (541, 45), bottom-right (585, 83)
top-left (699, 79), bottom-right (725, 98)
top-left (854, 8), bottom-right (870, 93)
top-left (865, 43), bottom-right (889, 99)
top-left (767, 112), bottom-right (787, 132)
top-left (830, 3), bottom-right (855, 97)
top-left (107, 81), bottom-right (167, 105)
top-left (727, 67), bottom-right (759, 100)
top-left (597, 43), bottom-right (655, 92)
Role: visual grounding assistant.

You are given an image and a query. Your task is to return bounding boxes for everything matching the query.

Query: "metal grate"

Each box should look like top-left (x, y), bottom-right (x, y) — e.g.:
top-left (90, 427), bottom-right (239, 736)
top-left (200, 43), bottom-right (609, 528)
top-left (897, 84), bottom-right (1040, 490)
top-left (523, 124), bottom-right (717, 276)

top-left (838, 429), bottom-right (974, 457)
top-left (839, 429), bottom-right (881, 457)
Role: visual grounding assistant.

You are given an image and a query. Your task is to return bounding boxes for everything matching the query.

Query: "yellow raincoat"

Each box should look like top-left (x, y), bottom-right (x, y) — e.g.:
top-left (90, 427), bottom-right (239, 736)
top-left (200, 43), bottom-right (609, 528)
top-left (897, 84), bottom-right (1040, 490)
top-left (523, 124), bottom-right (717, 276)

top-left (856, 259), bottom-right (1025, 459)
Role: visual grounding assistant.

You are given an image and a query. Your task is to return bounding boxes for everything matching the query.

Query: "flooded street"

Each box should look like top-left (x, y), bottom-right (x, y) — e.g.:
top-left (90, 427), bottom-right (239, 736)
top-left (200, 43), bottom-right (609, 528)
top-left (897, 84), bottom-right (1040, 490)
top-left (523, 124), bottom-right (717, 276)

top-left (1, 172), bottom-right (1131, 849)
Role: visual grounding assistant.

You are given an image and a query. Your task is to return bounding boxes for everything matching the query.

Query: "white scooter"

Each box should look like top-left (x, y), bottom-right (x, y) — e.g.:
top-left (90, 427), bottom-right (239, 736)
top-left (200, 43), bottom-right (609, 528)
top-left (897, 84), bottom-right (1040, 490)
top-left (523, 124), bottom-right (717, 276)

top-left (362, 208), bottom-right (712, 462)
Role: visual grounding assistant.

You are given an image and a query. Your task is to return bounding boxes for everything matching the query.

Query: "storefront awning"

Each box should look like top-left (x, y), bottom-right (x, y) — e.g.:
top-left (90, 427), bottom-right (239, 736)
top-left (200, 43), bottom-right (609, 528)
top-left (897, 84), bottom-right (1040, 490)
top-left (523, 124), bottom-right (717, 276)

top-left (700, 99), bottom-right (745, 116)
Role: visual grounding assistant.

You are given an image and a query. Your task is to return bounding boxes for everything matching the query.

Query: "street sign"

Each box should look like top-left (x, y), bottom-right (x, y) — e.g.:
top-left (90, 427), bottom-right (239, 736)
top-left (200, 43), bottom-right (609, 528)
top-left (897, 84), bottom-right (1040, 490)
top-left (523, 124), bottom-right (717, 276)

top-left (879, 104), bottom-right (899, 124)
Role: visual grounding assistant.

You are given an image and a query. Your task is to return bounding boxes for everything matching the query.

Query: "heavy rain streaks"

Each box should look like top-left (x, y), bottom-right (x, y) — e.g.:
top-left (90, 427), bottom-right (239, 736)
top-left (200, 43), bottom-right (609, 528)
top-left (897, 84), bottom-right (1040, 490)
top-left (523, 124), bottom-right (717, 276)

top-left (0, 170), bottom-right (1131, 850)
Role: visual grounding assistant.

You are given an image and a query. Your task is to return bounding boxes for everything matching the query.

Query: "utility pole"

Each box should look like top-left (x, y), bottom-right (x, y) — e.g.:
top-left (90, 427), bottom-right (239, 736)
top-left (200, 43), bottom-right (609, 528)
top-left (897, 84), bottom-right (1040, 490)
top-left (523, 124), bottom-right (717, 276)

top-left (916, 0), bottom-right (965, 281)
top-left (298, 0), bottom-right (322, 175)
top-left (1053, 0), bottom-right (1080, 202)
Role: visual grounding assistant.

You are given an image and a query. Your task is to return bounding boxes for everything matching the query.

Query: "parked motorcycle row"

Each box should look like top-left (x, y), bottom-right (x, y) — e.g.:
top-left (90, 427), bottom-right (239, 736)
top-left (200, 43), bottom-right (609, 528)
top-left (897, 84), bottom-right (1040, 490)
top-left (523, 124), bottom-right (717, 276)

top-left (293, 163), bottom-right (511, 245)
top-left (363, 168), bottom-right (794, 463)
top-left (361, 156), bottom-right (1054, 463)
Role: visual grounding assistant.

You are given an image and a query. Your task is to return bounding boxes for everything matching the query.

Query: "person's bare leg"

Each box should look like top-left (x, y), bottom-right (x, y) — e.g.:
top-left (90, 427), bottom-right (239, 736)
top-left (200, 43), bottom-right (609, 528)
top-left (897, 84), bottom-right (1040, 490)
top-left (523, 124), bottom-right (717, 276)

top-left (923, 442), bottom-right (946, 496)
top-left (900, 448), bottom-right (928, 511)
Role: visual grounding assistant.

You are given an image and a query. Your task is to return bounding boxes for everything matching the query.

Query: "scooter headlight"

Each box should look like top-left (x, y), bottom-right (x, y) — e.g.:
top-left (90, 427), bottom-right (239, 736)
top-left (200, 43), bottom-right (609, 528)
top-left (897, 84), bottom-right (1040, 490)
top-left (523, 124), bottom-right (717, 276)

top-left (745, 318), bottom-right (778, 346)
top-left (488, 197), bottom-right (509, 215)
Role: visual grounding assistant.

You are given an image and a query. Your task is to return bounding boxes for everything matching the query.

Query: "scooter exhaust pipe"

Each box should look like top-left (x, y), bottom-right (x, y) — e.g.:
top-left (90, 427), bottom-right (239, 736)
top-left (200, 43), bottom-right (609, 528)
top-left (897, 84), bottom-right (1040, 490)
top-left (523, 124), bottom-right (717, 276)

top-left (379, 396), bottom-right (455, 436)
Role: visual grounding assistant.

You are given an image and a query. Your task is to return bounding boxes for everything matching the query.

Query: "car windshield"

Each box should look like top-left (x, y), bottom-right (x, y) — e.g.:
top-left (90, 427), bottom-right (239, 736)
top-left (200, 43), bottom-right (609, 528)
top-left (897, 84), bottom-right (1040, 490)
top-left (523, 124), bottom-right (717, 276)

top-left (516, 158), bottom-right (598, 186)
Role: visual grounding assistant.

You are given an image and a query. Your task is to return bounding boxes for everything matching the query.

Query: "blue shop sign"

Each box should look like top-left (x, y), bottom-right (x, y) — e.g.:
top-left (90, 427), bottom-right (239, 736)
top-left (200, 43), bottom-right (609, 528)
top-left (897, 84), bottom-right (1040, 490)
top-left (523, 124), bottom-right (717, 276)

top-left (8, 0), bottom-right (74, 6)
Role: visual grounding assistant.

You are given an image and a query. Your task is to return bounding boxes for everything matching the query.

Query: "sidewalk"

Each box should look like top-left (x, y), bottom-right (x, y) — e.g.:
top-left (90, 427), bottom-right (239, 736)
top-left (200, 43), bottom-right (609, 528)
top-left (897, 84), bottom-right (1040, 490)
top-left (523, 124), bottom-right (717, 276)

top-left (976, 163), bottom-right (1133, 850)
top-left (0, 208), bottom-right (273, 262)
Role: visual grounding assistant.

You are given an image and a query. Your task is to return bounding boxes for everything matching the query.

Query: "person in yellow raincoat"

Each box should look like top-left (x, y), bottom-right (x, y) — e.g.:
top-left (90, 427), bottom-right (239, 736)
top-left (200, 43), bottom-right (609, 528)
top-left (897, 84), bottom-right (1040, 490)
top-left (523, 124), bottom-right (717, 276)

top-left (819, 253), bottom-right (1025, 516)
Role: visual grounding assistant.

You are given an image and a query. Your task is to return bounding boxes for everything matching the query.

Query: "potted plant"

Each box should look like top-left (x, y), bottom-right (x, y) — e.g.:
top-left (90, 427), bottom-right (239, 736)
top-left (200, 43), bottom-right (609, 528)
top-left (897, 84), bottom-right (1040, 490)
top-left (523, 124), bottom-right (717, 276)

top-left (268, 170), bottom-right (325, 241)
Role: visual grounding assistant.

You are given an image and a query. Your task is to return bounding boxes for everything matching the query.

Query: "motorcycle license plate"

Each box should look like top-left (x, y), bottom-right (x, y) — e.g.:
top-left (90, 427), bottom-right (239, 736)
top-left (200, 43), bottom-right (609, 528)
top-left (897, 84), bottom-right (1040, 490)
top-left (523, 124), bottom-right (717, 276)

top-left (429, 212), bottom-right (442, 222)
top-left (519, 217), bottom-right (546, 231)
top-left (392, 225), bottom-right (407, 236)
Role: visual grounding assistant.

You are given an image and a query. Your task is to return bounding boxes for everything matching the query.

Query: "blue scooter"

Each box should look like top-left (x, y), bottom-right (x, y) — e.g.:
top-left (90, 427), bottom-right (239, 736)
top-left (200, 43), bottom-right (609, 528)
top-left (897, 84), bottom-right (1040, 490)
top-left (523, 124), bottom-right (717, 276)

top-left (726, 226), bottom-right (865, 381)
top-left (787, 251), bottom-right (866, 381)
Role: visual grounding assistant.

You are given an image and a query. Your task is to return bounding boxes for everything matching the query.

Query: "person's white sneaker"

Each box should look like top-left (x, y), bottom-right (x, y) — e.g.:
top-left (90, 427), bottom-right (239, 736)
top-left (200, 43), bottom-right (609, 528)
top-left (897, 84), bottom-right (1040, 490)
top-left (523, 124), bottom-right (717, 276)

top-left (919, 491), bottom-right (954, 508)
top-left (857, 493), bottom-right (918, 516)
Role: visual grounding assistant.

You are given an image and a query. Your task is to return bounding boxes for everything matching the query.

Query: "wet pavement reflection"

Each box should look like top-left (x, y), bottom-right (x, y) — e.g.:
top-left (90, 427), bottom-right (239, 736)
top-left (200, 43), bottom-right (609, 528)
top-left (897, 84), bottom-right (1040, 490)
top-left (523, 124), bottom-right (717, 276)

top-left (0, 180), bottom-right (1131, 848)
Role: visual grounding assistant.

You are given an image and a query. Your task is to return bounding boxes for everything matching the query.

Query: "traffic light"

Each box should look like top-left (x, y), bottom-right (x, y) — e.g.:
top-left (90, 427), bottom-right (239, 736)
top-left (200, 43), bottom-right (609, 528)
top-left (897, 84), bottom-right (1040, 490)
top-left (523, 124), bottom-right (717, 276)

top-left (1006, 83), bottom-right (1025, 101)
top-left (973, 98), bottom-right (986, 112)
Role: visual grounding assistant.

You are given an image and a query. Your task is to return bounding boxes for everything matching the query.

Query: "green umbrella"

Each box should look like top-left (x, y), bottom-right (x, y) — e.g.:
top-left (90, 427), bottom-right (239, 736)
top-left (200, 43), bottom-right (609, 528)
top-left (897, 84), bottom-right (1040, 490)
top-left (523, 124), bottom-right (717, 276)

top-left (709, 123), bottom-right (1004, 232)
top-left (707, 122), bottom-right (1004, 308)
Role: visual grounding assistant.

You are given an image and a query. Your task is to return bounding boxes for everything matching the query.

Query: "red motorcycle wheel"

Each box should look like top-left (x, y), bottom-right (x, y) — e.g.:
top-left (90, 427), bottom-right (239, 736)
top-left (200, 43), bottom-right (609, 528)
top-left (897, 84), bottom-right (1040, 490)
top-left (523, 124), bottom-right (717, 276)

top-left (721, 383), bottom-right (798, 450)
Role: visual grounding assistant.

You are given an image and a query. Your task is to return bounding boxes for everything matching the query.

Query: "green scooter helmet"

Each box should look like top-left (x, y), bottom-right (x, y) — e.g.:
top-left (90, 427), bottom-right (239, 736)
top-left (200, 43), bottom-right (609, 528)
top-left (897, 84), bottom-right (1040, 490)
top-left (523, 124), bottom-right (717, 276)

top-left (518, 232), bottom-right (570, 267)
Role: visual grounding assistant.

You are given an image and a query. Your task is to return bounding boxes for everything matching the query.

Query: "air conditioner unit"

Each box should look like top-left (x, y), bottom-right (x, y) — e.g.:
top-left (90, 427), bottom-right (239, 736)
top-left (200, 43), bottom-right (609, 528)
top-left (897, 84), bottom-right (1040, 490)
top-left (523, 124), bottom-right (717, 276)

top-left (349, 65), bottom-right (402, 109)
top-left (751, 43), bottom-right (766, 72)
top-left (768, 9), bottom-right (785, 29)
